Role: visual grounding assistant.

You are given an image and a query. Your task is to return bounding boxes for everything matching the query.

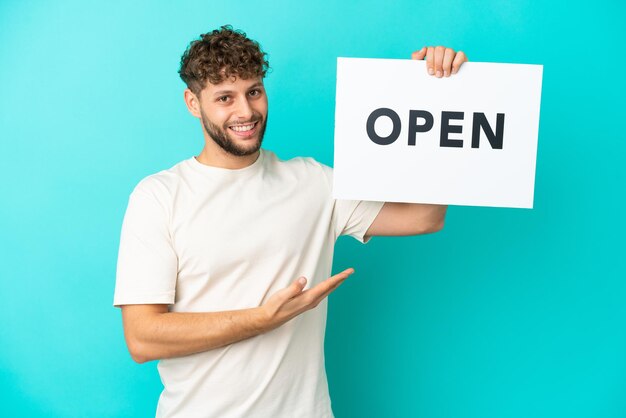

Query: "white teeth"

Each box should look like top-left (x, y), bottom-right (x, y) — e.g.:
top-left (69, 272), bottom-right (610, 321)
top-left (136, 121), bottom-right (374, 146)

top-left (230, 123), bottom-right (255, 132)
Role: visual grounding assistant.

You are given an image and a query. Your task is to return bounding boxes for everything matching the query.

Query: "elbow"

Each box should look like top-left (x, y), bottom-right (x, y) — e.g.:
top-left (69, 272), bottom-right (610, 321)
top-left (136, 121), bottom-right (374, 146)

top-left (430, 207), bottom-right (447, 233)
top-left (427, 208), bottom-right (447, 234)
top-left (430, 218), bottom-right (445, 233)
top-left (121, 306), bottom-right (167, 364)
top-left (416, 205), bottom-right (447, 235)
top-left (419, 218), bottom-right (444, 235)
top-left (126, 337), bottom-right (153, 364)
top-left (130, 352), bottom-right (150, 365)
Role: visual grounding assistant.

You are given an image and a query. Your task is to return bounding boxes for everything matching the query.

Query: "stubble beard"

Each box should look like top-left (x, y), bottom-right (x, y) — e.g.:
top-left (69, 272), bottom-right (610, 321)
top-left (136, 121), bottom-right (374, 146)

top-left (200, 109), bottom-right (267, 157)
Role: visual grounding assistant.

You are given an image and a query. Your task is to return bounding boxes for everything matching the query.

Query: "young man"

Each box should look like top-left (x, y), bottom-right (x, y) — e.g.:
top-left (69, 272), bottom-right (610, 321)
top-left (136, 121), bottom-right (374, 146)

top-left (114, 25), bottom-right (467, 418)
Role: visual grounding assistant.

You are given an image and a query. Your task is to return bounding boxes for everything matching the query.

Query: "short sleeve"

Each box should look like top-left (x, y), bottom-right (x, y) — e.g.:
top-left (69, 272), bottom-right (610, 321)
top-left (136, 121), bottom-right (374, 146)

top-left (318, 163), bottom-right (384, 243)
top-left (332, 199), bottom-right (384, 243)
top-left (113, 180), bottom-right (178, 307)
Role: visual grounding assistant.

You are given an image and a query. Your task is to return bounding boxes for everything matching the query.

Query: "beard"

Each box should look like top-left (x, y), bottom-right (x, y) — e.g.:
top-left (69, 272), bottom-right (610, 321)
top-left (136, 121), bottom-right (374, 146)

top-left (200, 108), bottom-right (267, 157)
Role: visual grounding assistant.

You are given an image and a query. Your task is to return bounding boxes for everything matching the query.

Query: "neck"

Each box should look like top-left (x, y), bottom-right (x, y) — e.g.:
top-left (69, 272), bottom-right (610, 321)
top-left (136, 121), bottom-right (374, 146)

top-left (196, 141), bottom-right (260, 169)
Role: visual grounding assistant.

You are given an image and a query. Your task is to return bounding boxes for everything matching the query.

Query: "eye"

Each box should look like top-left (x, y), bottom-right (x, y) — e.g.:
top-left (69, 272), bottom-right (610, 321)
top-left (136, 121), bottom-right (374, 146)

top-left (217, 96), bottom-right (230, 103)
top-left (249, 89), bottom-right (261, 97)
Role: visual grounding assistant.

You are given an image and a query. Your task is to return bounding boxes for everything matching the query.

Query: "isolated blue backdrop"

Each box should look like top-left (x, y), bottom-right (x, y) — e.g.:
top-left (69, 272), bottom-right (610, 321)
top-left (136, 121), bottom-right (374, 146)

top-left (1, 0), bottom-right (624, 417)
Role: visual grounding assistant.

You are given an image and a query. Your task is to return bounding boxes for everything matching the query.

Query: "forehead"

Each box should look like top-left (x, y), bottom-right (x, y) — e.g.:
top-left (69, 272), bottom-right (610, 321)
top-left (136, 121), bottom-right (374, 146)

top-left (201, 76), bottom-right (264, 96)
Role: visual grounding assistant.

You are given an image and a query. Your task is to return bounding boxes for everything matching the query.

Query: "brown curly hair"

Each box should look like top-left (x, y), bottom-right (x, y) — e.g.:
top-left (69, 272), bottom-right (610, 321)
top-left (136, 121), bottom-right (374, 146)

top-left (179, 25), bottom-right (270, 95)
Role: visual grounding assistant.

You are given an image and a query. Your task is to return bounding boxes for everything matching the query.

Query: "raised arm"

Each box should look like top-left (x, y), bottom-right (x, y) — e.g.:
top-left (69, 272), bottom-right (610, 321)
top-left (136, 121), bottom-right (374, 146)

top-left (120, 268), bottom-right (354, 363)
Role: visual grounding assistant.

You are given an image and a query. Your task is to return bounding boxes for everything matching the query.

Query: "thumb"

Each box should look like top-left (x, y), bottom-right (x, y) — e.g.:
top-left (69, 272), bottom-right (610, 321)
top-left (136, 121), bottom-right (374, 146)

top-left (289, 276), bottom-right (307, 295)
top-left (412, 47), bottom-right (427, 60)
top-left (268, 276), bottom-right (307, 305)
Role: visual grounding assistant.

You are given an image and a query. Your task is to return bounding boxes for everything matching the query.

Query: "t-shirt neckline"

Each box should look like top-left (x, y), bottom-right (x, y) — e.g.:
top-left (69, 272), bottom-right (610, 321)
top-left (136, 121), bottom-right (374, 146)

top-left (187, 149), bottom-right (265, 178)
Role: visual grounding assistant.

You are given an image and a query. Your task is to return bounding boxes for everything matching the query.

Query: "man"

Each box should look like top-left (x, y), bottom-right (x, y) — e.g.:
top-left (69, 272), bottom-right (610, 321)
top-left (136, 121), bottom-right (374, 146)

top-left (114, 25), bottom-right (467, 417)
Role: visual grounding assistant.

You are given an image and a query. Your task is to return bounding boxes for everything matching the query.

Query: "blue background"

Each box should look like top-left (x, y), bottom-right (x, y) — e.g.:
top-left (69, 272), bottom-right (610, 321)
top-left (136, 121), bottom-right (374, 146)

top-left (1, 0), bottom-right (625, 417)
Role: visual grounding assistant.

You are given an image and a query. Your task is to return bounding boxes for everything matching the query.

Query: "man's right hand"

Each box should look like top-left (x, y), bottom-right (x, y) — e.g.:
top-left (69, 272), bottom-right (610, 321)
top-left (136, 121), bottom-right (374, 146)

top-left (120, 268), bottom-right (354, 363)
top-left (260, 268), bottom-right (355, 331)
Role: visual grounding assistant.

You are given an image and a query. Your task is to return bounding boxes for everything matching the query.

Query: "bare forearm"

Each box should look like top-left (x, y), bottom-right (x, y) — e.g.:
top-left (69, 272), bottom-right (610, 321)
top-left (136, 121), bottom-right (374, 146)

top-left (121, 268), bottom-right (355, 364)
top-left (367, 202), bottom-right (447, 236)
top-left (402, 203), bottom-right (447, 233)
top-left (123, 306), bottom-right (270, 363)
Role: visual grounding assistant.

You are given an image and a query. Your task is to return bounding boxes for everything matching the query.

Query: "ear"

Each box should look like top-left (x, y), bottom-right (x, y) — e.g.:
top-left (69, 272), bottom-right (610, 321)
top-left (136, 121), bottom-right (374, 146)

top-left (183, 88), bottom-right (202, 118)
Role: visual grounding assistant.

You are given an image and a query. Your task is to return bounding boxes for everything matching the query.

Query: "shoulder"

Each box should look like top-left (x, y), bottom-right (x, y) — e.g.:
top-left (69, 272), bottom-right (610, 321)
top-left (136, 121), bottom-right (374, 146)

top-left (264, 150), bottom-right (333, 182)
top-left (129, 160), bottom-right (189, 207)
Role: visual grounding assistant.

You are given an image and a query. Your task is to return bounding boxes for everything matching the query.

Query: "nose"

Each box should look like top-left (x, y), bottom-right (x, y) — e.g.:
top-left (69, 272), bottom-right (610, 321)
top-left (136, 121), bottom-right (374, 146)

top-left (233, 96), bottom-right (254, 121)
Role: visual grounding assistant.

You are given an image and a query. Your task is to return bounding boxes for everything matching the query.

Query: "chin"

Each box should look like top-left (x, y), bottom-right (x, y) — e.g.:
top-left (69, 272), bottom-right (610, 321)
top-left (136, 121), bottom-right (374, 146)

top-left (230, 135), bottom-right (262, 151)
top-left (229, 140), bottom-right (262, 157)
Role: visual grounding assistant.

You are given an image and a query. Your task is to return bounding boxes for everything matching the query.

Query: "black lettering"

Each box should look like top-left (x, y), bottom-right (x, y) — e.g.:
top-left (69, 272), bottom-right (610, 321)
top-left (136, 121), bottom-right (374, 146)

top-left (366, 108), bottom-right (401, 145)
top-left (472, 113), bottom-right (505, 149)
top-left (408, 110), bottom-right (434, 146)
top-left (440, 111), bottom-right (464, 148)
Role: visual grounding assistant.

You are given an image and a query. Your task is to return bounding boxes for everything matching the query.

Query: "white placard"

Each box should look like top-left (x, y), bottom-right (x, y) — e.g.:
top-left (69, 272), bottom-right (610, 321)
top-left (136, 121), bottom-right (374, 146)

top-left (333, 58), bottom-right (543, 208)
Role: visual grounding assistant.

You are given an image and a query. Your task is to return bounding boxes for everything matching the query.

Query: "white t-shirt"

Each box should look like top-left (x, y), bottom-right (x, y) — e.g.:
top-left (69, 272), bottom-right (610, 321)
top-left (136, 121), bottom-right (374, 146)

top-left (114, 149), bottom-right (384, 418)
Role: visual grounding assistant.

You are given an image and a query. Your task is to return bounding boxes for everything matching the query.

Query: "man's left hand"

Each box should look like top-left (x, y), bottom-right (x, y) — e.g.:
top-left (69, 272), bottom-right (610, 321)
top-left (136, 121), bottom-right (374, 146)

top-left (411, 46), bottom-right (468, 78)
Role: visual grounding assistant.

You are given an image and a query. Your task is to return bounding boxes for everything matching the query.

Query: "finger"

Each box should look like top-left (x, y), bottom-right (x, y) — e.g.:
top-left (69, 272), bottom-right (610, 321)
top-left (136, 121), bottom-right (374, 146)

top-left (442, 48), bottom-right (455, 77)
top-left (318, 268), bottom-right (354, 292)
top-left (325, 268), bottom-right (354, 291)
top-left (279, 276), bottom-right (307, 301)
top-left (305, 268), bottom-right (354, 300)
top-left (426, 46), bottom-right (435, 75)
top-left (301, 277), bottom-right (347, 309)
top-left (283, 269), bottom-right (354, 314)
top-left (434, 46), bottom-right (445, 78)
top-left (411, 47), bottom-right (426, 60)
top-left (295, 276), bottom-right (307, 289)
top-left (264, 276), bottom-right (308, 318)
top-left (451, 51), bottom-right (468, 74)
top-left (331, 268), bottom-right (355, 282)
top-left (323, 268), bottom-right (353, 293)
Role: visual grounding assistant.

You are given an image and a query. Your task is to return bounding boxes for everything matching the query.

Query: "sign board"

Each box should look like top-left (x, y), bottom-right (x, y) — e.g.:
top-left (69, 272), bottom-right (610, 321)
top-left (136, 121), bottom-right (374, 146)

top-left (333, 58), bottom-right (543, 208)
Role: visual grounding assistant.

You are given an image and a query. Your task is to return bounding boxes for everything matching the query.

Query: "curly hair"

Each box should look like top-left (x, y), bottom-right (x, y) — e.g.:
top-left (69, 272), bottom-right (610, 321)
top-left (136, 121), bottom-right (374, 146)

top-left (179, 25), bottom-right (270, 95)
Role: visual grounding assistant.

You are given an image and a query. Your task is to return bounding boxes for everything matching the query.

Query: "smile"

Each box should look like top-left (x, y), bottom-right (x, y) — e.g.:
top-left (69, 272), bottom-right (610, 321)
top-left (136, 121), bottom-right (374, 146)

top-left (229, 122), bottom-right (258, 132)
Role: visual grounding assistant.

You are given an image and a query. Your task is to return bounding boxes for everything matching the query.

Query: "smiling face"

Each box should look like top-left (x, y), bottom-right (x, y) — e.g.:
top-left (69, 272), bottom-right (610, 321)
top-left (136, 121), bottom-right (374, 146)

top-left (179, 27), bottom-right (270, 167)
top-left (194, 76), bottom-right (268, 157)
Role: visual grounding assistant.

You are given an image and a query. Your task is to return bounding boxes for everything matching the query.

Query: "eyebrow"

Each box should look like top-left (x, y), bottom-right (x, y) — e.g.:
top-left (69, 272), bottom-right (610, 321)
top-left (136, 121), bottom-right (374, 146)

top-left (212, 82), bottom-right (264, 97)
